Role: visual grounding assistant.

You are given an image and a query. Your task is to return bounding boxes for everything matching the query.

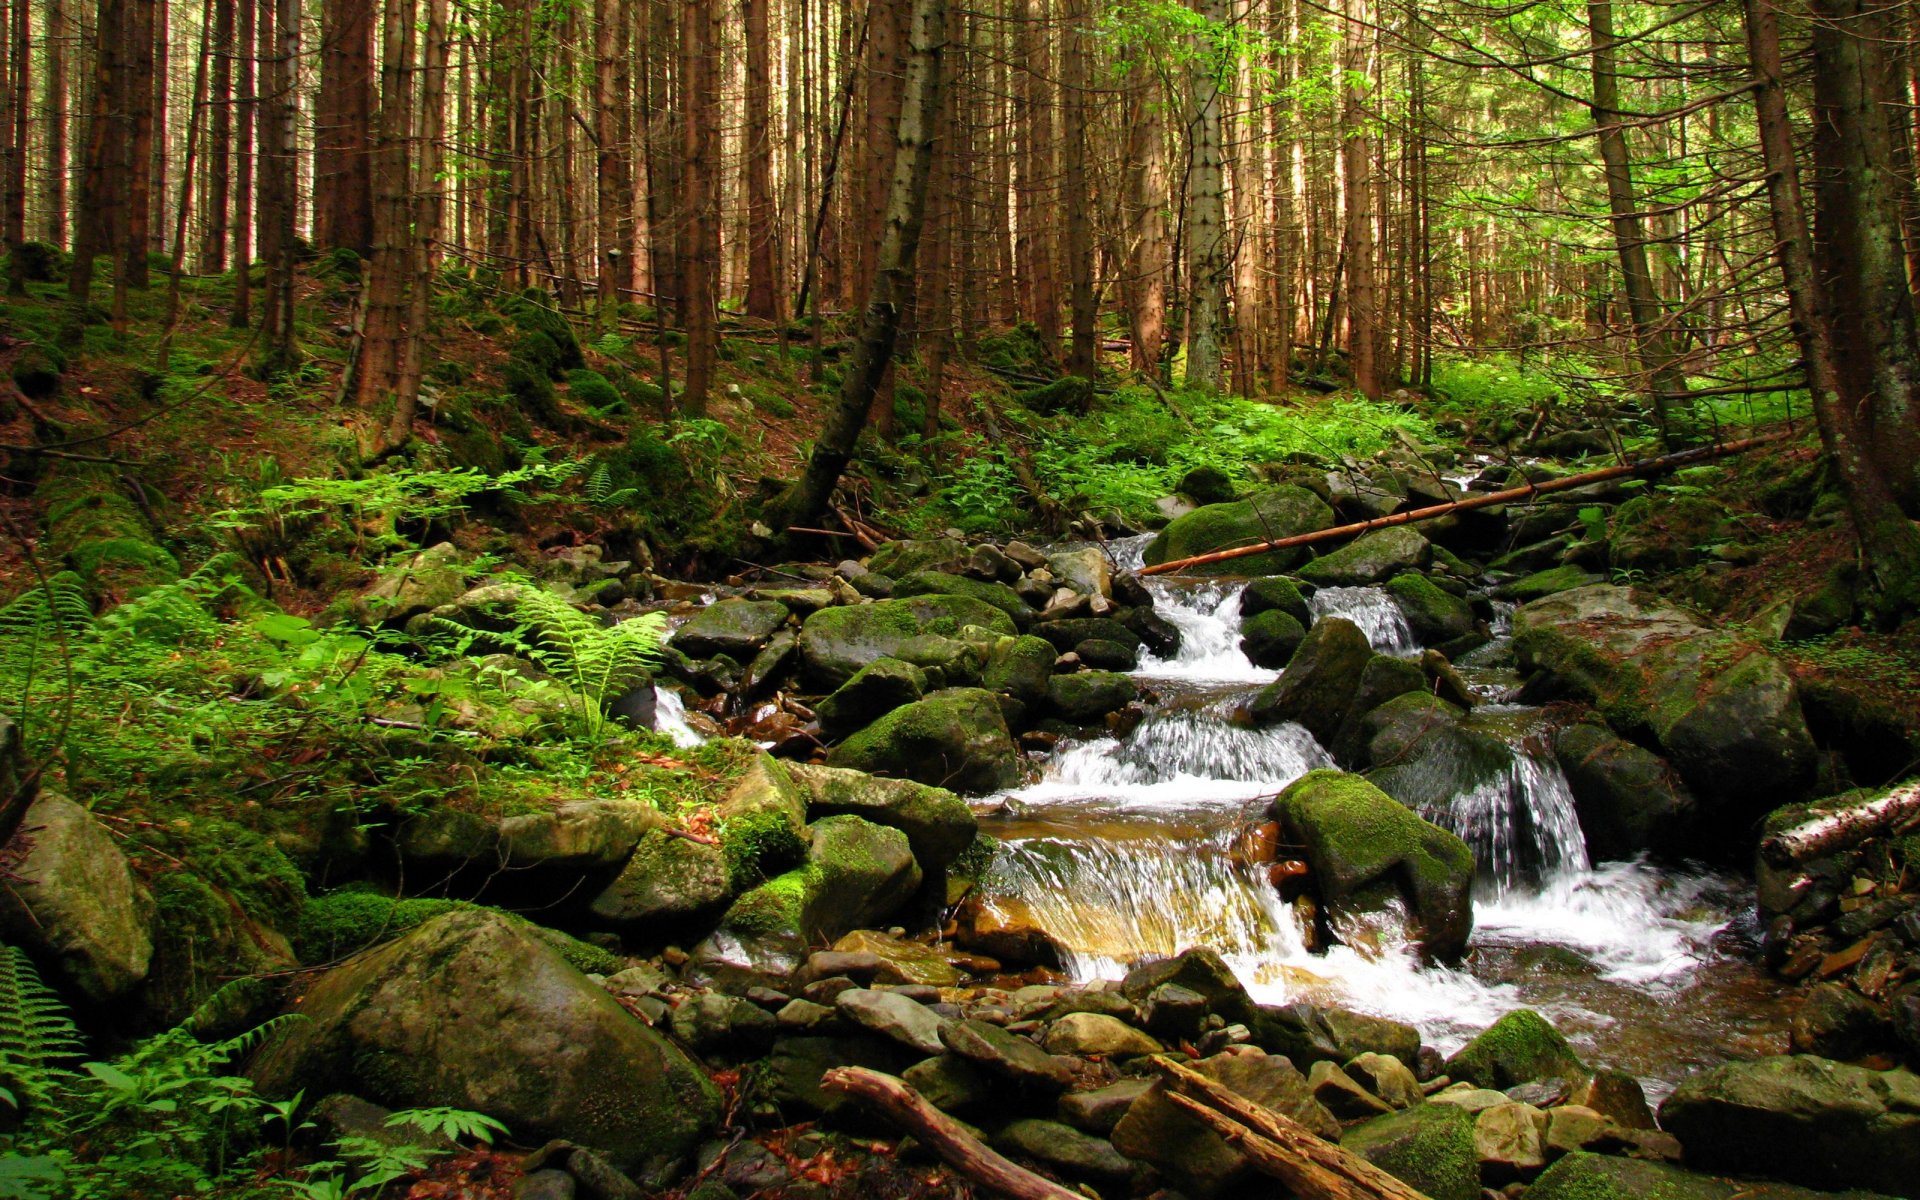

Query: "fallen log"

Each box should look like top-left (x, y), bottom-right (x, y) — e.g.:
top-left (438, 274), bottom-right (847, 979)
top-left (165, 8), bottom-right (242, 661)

top-left (1139, 431), bottom-right (1790, 576)
top-left (1148, 1057), bottom-right (1432, 1200)
top-left (819, 1067), bottom-right (1084, 1200)
top-left (1759, 780), bottom-right (1920, 866)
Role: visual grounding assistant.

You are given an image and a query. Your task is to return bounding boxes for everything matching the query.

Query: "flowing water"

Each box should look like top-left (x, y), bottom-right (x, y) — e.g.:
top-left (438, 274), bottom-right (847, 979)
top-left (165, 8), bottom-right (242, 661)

top-left (974, 537), bottom-right (1788, 1096)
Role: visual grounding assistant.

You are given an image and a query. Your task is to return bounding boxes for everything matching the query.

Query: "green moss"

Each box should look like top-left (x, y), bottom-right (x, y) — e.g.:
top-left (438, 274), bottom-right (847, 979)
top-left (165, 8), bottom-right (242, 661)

top-left (1444, 1008), bottom-right (1584, 1089)
top-left (1240, 576), bottom-right (1311, 623)
top-left (298, 891), bottom-right (466, 961)
top-left (1500, 564), bottom-right (1606, 601)
top-left (10, 345), bottom-right (63, 398)
top-left (567, 368), bottom-right (623, 412)
top-left (142, 816), bottom-right (307, 930)
top-left (718, 804), bottom-right (809, 890)
top-left (501, 289), bottom-right (584, 372)
top-left (726, 864), bottom-right (822, 936)
top-left (1341, 1104), bottom-right (1479, 1200)
top-left (892, 571), bottom-right (1031, 627)
top-left (1142, 486), bottom-right (1335, 576)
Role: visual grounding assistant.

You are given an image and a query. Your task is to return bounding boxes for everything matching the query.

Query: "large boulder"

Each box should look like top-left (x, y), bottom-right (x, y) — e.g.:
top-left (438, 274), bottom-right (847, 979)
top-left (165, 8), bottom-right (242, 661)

top-left (1513, 586), bottom-right (1816, 824)
top-left (1553, 722), bottom-right (1698, 861)
top-left (0, 791), bottom-right (153, 1003)
top-left (1444, 1010), bottom-right (1585, 1090)
top-left (867, 538), bottom-right (972, 578)
top-left (1658, 1055), bottom-right (1920, 1197)
top-left (588, 827), bottom-right (734, 930)
top-left (1046, 670), bottom-right (1138, 723)
top-left (249, 909), bottom-right (720, 1180)
top-left (352, 542), bottom-right (468, 626)
top-left (827, 688), bottom-right (1020, 794)
top-left (1270, 770), bottom-right (1475, 961)
top-left (1386, 573), bottom-right (1477, 644)
top-left (1247, 617), bottom-right (1375, 742)
top-left (1528, 1152), bottom-right (1899, 1200)
top-left (498, 799), bottom-right (661, 871)
top-left (669, 599), bottom-right (790, 660)
top-left (892, 571), bottom-right (1033, 629)
top-left (787, 762), bottom-right (977, 873)
top-left (1341, 1103), bottom-right (1481, 1200)
top-left (1297, 526), bottom-right (1432, 588)
top-left (1142, 486), bottom-right (1336, 576)
top-left (798, 595), bottom-right (1015, 689)
top-left (1240, 608), bottom-right (1307, 668)
top-left (814, 657), bottom-right (927, 737)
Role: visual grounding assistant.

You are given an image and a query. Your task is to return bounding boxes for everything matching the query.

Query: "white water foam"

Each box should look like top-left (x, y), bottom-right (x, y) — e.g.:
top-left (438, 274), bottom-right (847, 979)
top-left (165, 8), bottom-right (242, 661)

top-left (652, 685), bottom-right (706, 748)
top-left (1308, 585), bottom-right (1419, 656)
top-left (1137, 579), bottom-right (1280, 684)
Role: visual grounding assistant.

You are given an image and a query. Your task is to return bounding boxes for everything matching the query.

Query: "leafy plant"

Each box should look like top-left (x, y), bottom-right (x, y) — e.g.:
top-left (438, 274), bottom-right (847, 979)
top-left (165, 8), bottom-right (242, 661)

top-left (0, 946), bottom-right (84, 1112)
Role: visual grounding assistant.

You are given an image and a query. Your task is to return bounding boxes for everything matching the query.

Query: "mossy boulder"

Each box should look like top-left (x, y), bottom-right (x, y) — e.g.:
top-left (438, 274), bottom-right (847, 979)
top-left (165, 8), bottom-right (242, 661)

top-left (1240, 608), bottom-right (1308, 668)
top-left (815, 656), bottom-right (927, 736)
top-left (981, 635), bottom-right (1057, 708)
top-left (828, 687), bottom-right (1020, 794)
top-left (352, 542), bottom-right (469, 627)
top-left (39, 464), bottom-right (180, 595)
top-left (788, 761), bottom-right (977, 873)
top-left (1513, 585), bottom-right (1816, 827)
top-left (1659, 1055), bottom-right (1920, 1197)
top-left (566, 368), bottom-right (623, 412)
top-left (1387, 573), bottom-right (1476, 644)
top-left (671, 599), bottom-right (791, 661)
top-left (713, 754), bottom-right (810, 889)
top-left (1240, 576), bottom-right (1312, 625)
top-left (0, 791), bottom-right (154, 1003)
top-left (1497, 564), bottom-right (1606, 602)
top-left (1298, 526), bottom-right (1432, 588)
top-left (893, 571), bottom-right (1033, 628)
top-left (587, 827), bottom-right (734, 930)
top-left (1032, 617), bottom-right (1141, 654)
top-left (1444, 1010), bottom-right (1584, 1090)
top-left (251, 909), bottom-right (719, 1180)
top-left (1247, 617), bottom-right (1375, 743)
top-left (1361, 693), bottom-right (1517, 825)
top-left (1142, 486), bottom-right (1336, 576)
top-left (1553, 722), bottom-right (1698, 861)
top-left (501, 290), bottom-right (585, 372)
top-left (496, 799), bottom-right (662, 871)
top-left (10, 344), bottom-right (63, 399)
top-left (798, 595), bottom-right (1016, 689)
top-left (1046, 670), bottom-right (1138, 723)
top-left (1527, 1152), bottom-right (1895, 1200)
top-left (867, 538), bottom-right (972, 578)
top-left (1270, 769), bottom-right (1475, 961)
top-left (1341, 1104), bottom-right (1480, 1200)
top-left (1607, 494), bottom-right (1729, 573)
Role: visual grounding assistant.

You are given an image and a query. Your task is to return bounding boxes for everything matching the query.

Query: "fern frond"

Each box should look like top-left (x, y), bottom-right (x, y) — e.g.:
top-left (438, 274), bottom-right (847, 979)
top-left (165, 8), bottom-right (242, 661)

top-left (90, 552), bottom-right (244, 652)
top-left (0, 944), bottom-right (84, 1108)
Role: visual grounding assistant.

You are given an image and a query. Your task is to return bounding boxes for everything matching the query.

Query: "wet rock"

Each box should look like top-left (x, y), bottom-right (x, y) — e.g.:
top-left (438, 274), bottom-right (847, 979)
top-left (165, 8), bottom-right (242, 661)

top-left (1474, 1101), bottom-right (1549, 1182)
top-left (775, 999), bottom-right (838, 1032)
top-left (1141, 983), bottom-right (1210, 1040)
top-left (1046, 548), bottom-right (1114, 599)
top-left (249, 910), bottom-right (719, 1177)
top-left (1341, 1103), bottom-right (1480, 1200)
top-left (827, 688), bottom-right (1020, 794)
top-left (1444, 1010), bottom-right (1584, 1091)
top-left (0, 790), bottom-right (153, 1002)
top-left (941, 1018), bottom-right (1072, 1091)
top-left (671, 991), bottom-right (777, 1056)
top-left (797, 595), bottom-right (1014, 689)
top-left (1121, 606), bottom-right (1181, 658)
top-left (867, 538), bottom-right (973, 578)
top-left (823, 931), bottom-right (967, 987)
top-left (980, 634), bottom-right (1058, 710)
top-left (1142, 486), bottom-right (1336, 576)
top-left (1240, 608), bottom-right (1307, 668)
top-left (500, 799), bottom-right (661, 872)
top-left (1241, 576), bottom-right (1313, 625)
top-left (589, 827), bottom-right (733, 929)
top-left (814, 658), bottom-right (927, 737)
top-left (1058, 1078), bottom-right (1153, 1133)
top-left (1387, 573), bottom-right (1477, 643)
top-left (1311, 1059), bottom-right (1394, 1119)
top-left (1250, 1002), bottom-right (1422, 1071)
top-left (1543, 1104), bottom-right (1615, 1157)
top-left (1791, 981), bottom-right (1893, 1060)
top-left (1074, 638), bottom-right (1139, 671)
top-left (787, 762), bottom-right (976, 874)
top-left (1570, 1068), bottom-right (1656, 1130)
top-left (1121, 947), bottom-right (1258, 1025)
top-left (893, 571), bottom-right (1034, 630)
top-left (1043, 1012), bottom-right (1163, 1057)
top-left (1659, 1055), bottom-right (1920, 1196)
top-left (966, 543), bottom-right (1023, 582)
top-left (903, 1054), bottom-right (993, 1114)
top-left (1180, 465), bottom-right (1240, 505)
top-left (1298, 526), bottom-right (1432, 588)
top-left (1247, 617), bottom-right (1375, 742)
top-left (762, 1035), bottom-right (916, 1121)
top-left (994, 1118), bottom-right (1135, 1185)
top-left (1527, 1151), bottom-right (1896, 1200)
top-left (1271, 769), bottom-right (1476, 962)
top-left (1046, 670), bottom-right (1138, 723)
top-left (1553, 722), bottom-right (1699, 861)
top-left (835, 988), bottom-right (950, 1056)
top-left (514, 1169), bottom-right (576, 1200)
top-left (1031, 617), bottom-right (1141, 654)
top-left (1348, 1051), bottom-right (1424, 1109)
top-left (670, 600), bottom-right (791, 661)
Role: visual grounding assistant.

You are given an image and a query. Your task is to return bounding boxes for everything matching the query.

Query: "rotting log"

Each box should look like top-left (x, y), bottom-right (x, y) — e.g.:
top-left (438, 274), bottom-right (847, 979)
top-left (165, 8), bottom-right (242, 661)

top-left (1759, 780), bottom-right (1920, 866)
top-left (819, 1067), bottom-right (1084, 1200)
top-left (1140, 431), bottom-right (1790, 576)
top-left (1148, 1057), bottom-right (1433, 1200)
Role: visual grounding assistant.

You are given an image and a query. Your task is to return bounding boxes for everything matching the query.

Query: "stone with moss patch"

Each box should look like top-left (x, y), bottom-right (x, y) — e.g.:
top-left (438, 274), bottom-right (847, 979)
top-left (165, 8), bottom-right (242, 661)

top-left (1271, 769), bottom-right (1475, 961)
top-left (893, 571), bottom-right (1033, 628)
top-left (1298, 526), bottom-right (1432, 588)
top-left (1241, 577), bottom-right (1312, 624)
top-left (670, 599), bottom-right (790, 661)
top-left (1143, 486), bottom-right (1336, 576)
top-left (588, 827), bottom-right (734, 930)
top-left (815, 657), bottom-right (926, 737)
top-left (1529, 1151), bottom-right (1898, 1200)
top-left (1498, 564), bottom-right (1606, 602)
top-left (1445, 1009), bottom-right (1584, 1090)
top-left (1046, 670), bottom-right (1138, 724)
top-left (828, 687), bottom-right (1020, 794)
top-left (1240, 608), bottom-right (1307, 668)
top-left (0, 790), bottom-right (154, 1003)
top-left (1341, 1103), bottom-right (1480, 1200)
top-left (1387, 573), bottom-right (1476, 643)
top-left (1248, 617), bottom-right (1374, 742)
top-left (799, 595), bottom-right (1015, 689)
top-left (787, 762), bottom-right (976, 873)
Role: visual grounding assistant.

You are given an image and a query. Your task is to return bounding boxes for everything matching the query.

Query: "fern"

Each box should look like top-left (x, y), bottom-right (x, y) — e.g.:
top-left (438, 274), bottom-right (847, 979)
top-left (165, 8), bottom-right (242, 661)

top-left (506, 587), bottom-right (666, 744)
top-left (0, 944), bottom-right (84, 1110)
top-left (0, 572), bottom-right (93, 732)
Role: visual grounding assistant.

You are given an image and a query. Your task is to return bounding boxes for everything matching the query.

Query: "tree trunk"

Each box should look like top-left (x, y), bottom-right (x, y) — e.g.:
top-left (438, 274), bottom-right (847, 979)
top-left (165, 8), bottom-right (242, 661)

top-left (349, 0), bottom-right (414, 454)
top-left (1745, 0), bottom-right (1920, 609)
top-left (1125, 58), bottom-right (1167, 376)
top-left (157, 0), bottom-right (213, 365)
top-left (257, 0), bottom-right (300, 375)
top-left (66, 0), bottom-right (122, 319)
top-left (315, 0), bottom-right (375, 253)
top-left (394, 0), bottom-right (450, 444)
top-left (230, 0), bottom-right (254, 326)
top-left (1341, 0), bottom-right (1381, 398)
top-left (1587, 0), bottom-right (1690, 441)
top-left (679, 0), bottom-right (717, 415)
top-left (42, 0), bottom-right (68, 247)
top-left (594, 0), bottom-right (624, 323)
top-left (770, 0), bottom-right (949, 533)
top-left (742, 0), bottom-right (779, 320)
top-left (1184, 0), bottom-right (1228, 391)
top-left (201, 0), bottom-right (231, 271)
top-left (122, 0), bottom-right (153, 288)
top-left (3, 0), bottom-right (26, 292)
top-left (1061, 0), bottom-right (1095, 379)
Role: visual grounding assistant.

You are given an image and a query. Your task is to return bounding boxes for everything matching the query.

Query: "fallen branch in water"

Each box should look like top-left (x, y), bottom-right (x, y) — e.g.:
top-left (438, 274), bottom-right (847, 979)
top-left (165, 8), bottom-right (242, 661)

top-left (819, 1067), bottom-right (1083, 1200)
top-left (1140, 431), bottom-right (1791, 576)
top-left (1759, 780), bottom-right (1920, 866)
top-left (1148, 1056), bottom-right (1432, 1200)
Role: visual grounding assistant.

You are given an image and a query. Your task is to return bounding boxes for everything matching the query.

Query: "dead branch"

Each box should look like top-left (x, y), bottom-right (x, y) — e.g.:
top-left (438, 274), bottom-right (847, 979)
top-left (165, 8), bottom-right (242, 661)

top-left (1759, 780), bottom-right (1920, 866)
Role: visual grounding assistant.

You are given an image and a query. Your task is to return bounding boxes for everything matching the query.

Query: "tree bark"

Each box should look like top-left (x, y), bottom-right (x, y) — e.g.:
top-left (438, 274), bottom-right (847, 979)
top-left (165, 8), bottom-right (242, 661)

top-left (349, 0), bottom-right (414, 454)
top-left (770, 0), bottom-right (949, 533)
top-left (1184, 0), bottom-right (1228, 391)
top-left (315, 0), bottom-right (375, 253)
top-left (66, 0), bottom-right (122, 319)
top-left (594, 0), bottom-right (625, 323)
top-left (742, 0), bottom-right (779, 320)
top-left (230, 0), bottom-right (254, 326)
top-left (122, 0), bottom-right (153, 288)
top-left (1125, 57), bottom-right (1167, 376)
top-left (1342, 0), bottom-right (1381, 398)
top-left (201, 0), bottom-right (232, 271)
top-left (257, 0), bottom-right (301, 375)
top-left (3, 0), bottom-right (26, 292)
top-left (679, 0), bottom-right (717, 415)
top-left (1061, 0), bottom-right (1096, 379)
top-left (394, 0), bottom-right (450, 444)
top-left (42, 0), bottom-right (68, 247)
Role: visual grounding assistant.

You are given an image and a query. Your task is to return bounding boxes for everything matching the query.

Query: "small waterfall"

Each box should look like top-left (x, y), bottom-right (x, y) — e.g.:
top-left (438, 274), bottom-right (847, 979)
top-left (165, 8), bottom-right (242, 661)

top-left (1137, 580), bottom-right (1279, 684)
top-left (652, 686), bottom-right (706, 748)
top-left (1417, 752), bottom-right (1590, 894)
top-left (1024, 708), bottom-right (1331, 809)
top-left (1308, 586), bottom-right (1418, 656)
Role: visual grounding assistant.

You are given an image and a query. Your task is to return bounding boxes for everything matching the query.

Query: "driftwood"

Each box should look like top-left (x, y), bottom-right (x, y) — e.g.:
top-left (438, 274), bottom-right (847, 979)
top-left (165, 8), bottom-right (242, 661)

top-left (1139, 431), bottom-right (1789, 576)
top-left (1148, 1057), bottom-right (1431, 1200)
top-left (819, 1067), bottom-right (1083, 1200)
top-left (1759, 780), bottom-right (1920, 866)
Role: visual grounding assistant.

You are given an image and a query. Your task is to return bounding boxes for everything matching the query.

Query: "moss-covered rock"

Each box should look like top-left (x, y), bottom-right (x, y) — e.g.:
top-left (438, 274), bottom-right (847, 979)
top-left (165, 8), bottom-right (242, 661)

top-left (1497, 564), bottom-right (1606, 601)
top-left (1180, 464), bottom-right (1239, 505)
top-left (1553, 721), bottom-right (1698, 861)
top-left (1298, 526), bottom-right (1432, 588)
top-left (1270, 769), bottom-right (1475, 961)
top-left (1444, 1010), bottom-right (1584, 1090)
top-left (892, 571), bottom-right (1033, 628)
top-left (0, 791), bottom-right (154, 1003)
top-left (828, 687), bottom-right (1020, 794)
top-left (1526, 1151), bottom-right (1894, 1200)
top-left (1046, 670), bottom-right (1138, 723)
top-left (1387, 573), bottom-right (1476, 643)
top-left (566, 368), bottom-right (623, 412)
top-left (252, 909), bottom-right (718, 1180)
top-left (981, 634), bottom-right (1057, 708)
top-left (787, 762), bottom-right (976, 873)
top-left (798, 595), bottom-right (1015, 689)
top-left (1361, 693), bottom-right (1515, 818)
top-left (714, 753), bottom-right (810, 889)
top-left (502, 290), bottom-right (585, 372)
top-left (1240, 608), bottom-right (1307, 668)
top-left (1341, 1104), bottom-right (1480, 1200)
top-left (1142, 486), bottom-right (1336, 576)
top-left (1248, 617), bottom-right (1374, 743)
top-left (38, 463), bottom-right (180, 596)
top-left (1240, 576), bottom-right (1312, 625)
top-left (10, 344), bottom-right (63, 398)
top-left (352, 542), bottom-right (469, 626)
top-left (866, 538), bottom-right (972, 578)
top-left (670, 599), bottom-right (791, 661)
top-left (1607, 493), bottom-right (1729, 574)
top-left (588, 827), bottom-right (733, 930)
top-left (815, 656), bottom-right (927, 736)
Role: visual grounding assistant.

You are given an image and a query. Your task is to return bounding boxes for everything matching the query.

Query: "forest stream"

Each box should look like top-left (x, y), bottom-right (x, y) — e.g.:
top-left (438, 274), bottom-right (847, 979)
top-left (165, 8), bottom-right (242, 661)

top-left (973, 534), bottom-right (1791, 1099)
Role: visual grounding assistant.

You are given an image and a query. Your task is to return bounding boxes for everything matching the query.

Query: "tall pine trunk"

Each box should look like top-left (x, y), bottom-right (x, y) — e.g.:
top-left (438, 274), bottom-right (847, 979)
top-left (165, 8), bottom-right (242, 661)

top-left (315, 0), bottom-right (375, 253)
top-left (1183, 0), bottom-right (1227, 391)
